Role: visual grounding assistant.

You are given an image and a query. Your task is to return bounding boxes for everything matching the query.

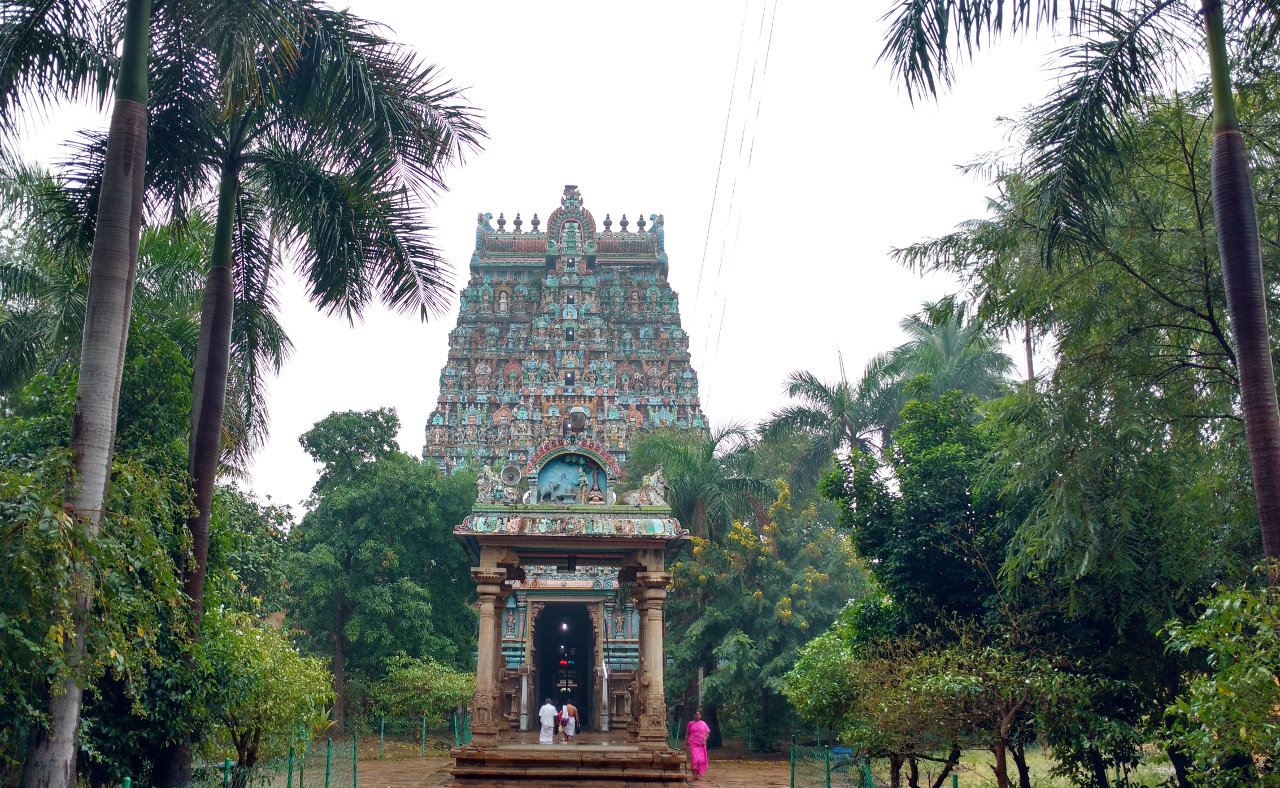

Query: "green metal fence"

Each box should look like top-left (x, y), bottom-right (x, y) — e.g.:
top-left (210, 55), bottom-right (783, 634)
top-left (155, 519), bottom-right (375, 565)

top-left (790, 737), bottom-right (872, 788)
top-left (344, 714), bottom-right (470, 760)
top-left (170, 734), bottom-right (358, 788)
top-left (117, 713), bottom-right (475, 788)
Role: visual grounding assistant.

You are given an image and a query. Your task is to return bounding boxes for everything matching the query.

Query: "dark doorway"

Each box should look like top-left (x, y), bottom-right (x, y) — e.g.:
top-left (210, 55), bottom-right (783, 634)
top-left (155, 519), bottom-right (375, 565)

top-left (534, 602), bottom-right (593, 728)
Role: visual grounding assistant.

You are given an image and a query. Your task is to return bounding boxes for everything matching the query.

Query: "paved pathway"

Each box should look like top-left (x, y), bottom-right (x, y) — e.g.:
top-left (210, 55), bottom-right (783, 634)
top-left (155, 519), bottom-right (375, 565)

top-left (356, 755), bottom-right (793, 787)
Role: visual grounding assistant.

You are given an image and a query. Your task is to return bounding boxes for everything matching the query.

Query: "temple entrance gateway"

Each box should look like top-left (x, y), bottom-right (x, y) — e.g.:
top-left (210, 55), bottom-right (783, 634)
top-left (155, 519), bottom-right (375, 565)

top-left (440, 187), bottom-right (697, 786)
top-left (449, 442), bottom-right (687, 786)
top-left (533, 602), bottom-right (593, 726)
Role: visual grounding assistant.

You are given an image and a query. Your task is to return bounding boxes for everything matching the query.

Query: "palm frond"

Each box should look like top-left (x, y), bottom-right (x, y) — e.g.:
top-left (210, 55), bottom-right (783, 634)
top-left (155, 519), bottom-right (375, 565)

top-left (878, 0), bottom-right (1108, 103)
top-left (250, 144), bottom-right (451, 321)
top-left (1023, 1), bottom-right (1189, 258)
top-left (760, 405), bottom-right (830, 442)
top-left (222, 186), bottom-right (291, 461)
top-left (285, 6), bottom-right (484, 199)
top-left (0, 0), bottom-right (114, 139)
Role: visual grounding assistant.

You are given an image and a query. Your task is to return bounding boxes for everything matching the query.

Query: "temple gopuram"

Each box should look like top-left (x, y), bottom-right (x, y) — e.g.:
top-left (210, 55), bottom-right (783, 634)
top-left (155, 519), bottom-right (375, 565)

top-left (423, 184), bottom-right (706, 473)
top-left (440, 187), bottom-right (699, 786)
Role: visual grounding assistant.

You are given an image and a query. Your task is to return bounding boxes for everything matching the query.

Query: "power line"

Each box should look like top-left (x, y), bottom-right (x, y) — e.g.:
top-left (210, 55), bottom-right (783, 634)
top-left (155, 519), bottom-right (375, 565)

top-left (708, 0), bottom-right (779, 362)
top-left (691, 3), bottom-right (750, 321)
top-left (702, 0), bottom-right (770, 358)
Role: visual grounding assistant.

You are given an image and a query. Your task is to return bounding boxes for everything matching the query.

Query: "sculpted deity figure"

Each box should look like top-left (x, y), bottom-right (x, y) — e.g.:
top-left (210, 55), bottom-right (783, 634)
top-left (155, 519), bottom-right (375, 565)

top-left (476, 465), bottom-right (505, 504)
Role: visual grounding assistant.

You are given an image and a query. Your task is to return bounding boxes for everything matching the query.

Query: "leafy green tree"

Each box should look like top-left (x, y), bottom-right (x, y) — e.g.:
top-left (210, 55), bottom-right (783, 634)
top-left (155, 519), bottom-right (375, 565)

top-left (1166, 572), bottom-right (1280, 786)
top-left (0, 326), bottom-right (193, 786)
top-left (627, 425), bottom-right (767, 540)
top-left (822, 381), bottom-right (1009, 627)
top-left (201, 610), bottom-right (332, 772)
top-left (666, 481), bottom-right (869, 749)
top-left (287, 409), bottom-right (476, 722)
top-left (149, 7), bottom-right (483, 686)
top-left (205, 487), bottom-right (291, 615)
top-left (883, 70), bottom-right (1280, 787)
top-left (370, 654), bottom-right (474, 721)
top-left (880, 0), bottom-right (1280, 570)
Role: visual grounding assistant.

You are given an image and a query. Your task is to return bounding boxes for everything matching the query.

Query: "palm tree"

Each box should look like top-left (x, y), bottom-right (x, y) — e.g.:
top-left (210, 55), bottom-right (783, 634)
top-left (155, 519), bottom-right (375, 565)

top-left (627, 426), bottom-right (768, 541)
top-left (858, 297), bottom-right (1013, 440)
top-left (759, 370), bottom-right (873, 488)
top-left (880, 1), bottom-right (1280, 566)
top-left (2, 2), bottom-right (155, 782)
top-left (134, 5), bottom-right (482, 782)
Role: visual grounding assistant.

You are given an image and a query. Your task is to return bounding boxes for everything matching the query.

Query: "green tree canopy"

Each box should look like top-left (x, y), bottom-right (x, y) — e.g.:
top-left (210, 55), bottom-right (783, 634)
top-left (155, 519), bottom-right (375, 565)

top-left (287, 409), bottom-right (476, 722)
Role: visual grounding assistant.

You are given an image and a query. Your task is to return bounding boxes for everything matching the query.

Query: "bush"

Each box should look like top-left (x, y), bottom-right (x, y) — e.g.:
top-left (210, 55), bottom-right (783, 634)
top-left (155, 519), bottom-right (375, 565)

top-left (371, 654), bottom-right (474, 721)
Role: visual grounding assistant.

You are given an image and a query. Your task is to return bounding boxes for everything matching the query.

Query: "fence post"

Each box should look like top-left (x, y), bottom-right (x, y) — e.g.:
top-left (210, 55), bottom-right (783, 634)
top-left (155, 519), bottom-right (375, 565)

top-left (790, 735), bottom-right (796, 788)
top-left (864, 756), bottom-right (875, 788)
top-left (352, 732), bottom-right (358, 788)
top-left (825, 747), bottom-right (832, 788)
top-left (952, 772), bottom-right (958, 788)
top-left (325, 737), bottom-right (332, 788)
top-left (287, 742), bottom-right (295, 788)
top-left (379, 718), bottom-right (384, 760)
top-left (422, 713), bottom-right (427, 756)
top-left (124, 778), bottom-right (131, 788)
top-left (453, 712), bottom-right (458, 748)
top-left (223, 757), bottom-right (231, 788)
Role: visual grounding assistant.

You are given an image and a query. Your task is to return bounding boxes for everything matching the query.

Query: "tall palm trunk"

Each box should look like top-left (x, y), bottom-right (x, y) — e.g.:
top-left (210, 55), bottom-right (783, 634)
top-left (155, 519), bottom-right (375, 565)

top-left (1204, 0), bottom-right (1280, 576)
top-left (22, 2), bottom-right (151, 785)
top-left (186, 161), bottom-right (239, 621)
top-left (155, 161), bottom-right (240, 788)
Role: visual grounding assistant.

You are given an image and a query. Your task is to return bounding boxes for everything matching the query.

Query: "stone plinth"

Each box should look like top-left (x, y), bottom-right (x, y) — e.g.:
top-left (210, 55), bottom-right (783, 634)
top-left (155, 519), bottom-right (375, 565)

top-left (449, 742), bottom-right (687, 787)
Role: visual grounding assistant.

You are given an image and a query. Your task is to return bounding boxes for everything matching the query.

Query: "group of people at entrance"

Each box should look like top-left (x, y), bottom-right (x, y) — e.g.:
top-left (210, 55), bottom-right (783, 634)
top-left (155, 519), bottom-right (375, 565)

top-left (534, 698), bottom-right (711, 781)
top-left (537, 698), bottom-right (579, 744)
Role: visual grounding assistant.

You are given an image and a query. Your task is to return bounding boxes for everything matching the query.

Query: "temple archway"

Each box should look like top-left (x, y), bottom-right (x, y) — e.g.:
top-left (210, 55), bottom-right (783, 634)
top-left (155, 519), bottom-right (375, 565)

top-left (533, 602), bottom-right (594, 728)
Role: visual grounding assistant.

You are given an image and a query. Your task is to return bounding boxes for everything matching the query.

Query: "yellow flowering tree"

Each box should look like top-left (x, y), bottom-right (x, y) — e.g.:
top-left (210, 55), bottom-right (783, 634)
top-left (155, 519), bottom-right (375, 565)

top-left (666, 481), bottom-right (870, 749)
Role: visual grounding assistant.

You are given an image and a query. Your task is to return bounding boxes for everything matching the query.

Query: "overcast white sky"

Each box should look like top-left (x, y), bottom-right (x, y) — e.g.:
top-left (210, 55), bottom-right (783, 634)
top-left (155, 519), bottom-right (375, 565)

top-left (19, 2), bottom-right (1061, 516)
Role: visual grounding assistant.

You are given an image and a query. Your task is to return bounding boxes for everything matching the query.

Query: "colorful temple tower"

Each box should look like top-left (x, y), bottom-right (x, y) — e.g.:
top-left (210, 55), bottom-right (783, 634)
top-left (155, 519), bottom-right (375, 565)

top-left (423, 184), bottom-right (705, 473)
top-left (442, 187), bottom-right (697, 785)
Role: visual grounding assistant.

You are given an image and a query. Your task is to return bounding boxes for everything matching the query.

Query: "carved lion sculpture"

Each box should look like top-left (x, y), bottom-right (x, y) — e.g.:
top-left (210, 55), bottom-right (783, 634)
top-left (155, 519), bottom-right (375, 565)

top-left (621, 466), bottom-right (668, 506)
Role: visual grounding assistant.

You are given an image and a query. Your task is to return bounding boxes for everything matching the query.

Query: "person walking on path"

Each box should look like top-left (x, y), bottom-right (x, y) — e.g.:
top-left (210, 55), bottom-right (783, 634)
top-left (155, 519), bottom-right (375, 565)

top-left (560, 700), bottom-right (580, 742)
top-left (538, 698), bottom-right (558, 744)
top-left (686, 710), bottom-right (711, 779)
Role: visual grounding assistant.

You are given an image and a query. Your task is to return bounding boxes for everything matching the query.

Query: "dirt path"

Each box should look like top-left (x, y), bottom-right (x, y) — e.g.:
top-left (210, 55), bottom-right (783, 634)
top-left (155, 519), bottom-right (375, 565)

top-left (356, 755), bottom-right (794, 787)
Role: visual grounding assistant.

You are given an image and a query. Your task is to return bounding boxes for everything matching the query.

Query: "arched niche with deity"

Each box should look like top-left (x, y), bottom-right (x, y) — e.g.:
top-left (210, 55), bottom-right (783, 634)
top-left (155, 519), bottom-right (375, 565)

top-left (524, 439), bottom-right (618, 506)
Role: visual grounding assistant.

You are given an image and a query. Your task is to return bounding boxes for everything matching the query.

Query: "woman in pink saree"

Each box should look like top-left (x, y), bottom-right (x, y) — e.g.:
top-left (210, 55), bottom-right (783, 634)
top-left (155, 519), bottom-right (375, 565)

top-left (686, 710), bottom-right (711, 779)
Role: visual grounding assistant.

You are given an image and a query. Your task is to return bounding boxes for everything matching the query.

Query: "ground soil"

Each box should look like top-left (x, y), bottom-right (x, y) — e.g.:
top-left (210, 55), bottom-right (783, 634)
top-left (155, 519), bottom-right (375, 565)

top-left (355, 754), bottom-right (794, 787)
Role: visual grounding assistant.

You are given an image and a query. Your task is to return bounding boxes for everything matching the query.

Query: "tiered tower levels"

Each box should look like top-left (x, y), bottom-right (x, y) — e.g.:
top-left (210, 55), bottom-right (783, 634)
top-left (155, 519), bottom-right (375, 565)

top-left (424, 185), bottom-right (706, 472)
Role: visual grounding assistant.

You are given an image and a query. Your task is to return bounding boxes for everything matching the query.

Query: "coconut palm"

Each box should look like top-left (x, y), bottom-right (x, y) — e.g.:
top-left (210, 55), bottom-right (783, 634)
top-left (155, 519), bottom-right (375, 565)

top-left (2, 1), bottom-right (154, 781)
top-left (858, 296), bottom-right (1014, 440)
top-left (627, 426), bottom-right (769, 541)
top-left (880, 1), bottom-right (1280, 564)
top-left (759, 370), bottom-right (874, 488)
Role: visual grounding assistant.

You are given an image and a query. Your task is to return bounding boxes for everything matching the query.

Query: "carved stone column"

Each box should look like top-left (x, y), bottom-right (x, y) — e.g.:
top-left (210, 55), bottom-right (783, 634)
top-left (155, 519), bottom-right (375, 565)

top-left (468, 566), bottom-right (507, 746)
top-left (634, 570), bottom-right (672, 748)
top-left (493, 586), bottom-right (511, 739)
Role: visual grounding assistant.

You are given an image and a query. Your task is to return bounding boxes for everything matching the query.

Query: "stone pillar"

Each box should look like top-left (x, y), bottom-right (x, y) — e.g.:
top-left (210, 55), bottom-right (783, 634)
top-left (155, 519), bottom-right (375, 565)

top-left (627, 587), bottom-right (645, 743)
top-left (493, 587), bottom-right (510, 738)
top-left (468, 566), bottom-right (507, 746)
top-left (634, 571), bottom-right (672, 749)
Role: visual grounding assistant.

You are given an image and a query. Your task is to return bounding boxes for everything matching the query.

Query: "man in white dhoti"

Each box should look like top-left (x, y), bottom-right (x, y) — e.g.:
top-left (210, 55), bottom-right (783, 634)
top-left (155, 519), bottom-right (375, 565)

top-left (538, 698), bottom-right (557, 744)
